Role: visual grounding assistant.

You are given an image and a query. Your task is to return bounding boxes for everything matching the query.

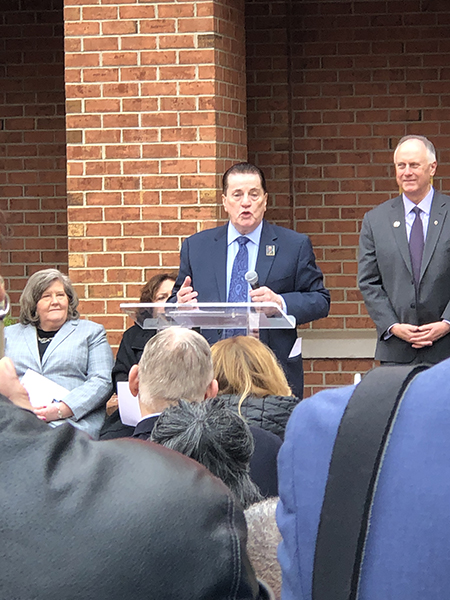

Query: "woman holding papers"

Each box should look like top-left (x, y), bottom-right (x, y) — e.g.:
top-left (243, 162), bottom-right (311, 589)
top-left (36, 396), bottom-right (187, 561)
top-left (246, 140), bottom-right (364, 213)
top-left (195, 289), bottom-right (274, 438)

top-left (4, 269), bottom-right (113, 438)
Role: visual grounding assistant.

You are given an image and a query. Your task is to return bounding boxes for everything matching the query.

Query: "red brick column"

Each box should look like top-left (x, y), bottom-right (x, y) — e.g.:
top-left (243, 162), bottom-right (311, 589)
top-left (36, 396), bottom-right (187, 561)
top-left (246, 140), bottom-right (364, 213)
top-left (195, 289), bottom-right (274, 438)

top-left (63, 0), bottom-right (247, 345)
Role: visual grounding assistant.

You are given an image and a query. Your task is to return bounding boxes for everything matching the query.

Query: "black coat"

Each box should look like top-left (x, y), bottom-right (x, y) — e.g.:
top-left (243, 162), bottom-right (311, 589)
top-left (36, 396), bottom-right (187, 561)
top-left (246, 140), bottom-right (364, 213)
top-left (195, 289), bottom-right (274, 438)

top-left (0, 396), bottom-right (270, 600)
top-left (219, 393), bottom-right (300, 440)
top-left (103, 411), bottom-right (282, 499)
top-left (112, 324), bottom-right (157, 391)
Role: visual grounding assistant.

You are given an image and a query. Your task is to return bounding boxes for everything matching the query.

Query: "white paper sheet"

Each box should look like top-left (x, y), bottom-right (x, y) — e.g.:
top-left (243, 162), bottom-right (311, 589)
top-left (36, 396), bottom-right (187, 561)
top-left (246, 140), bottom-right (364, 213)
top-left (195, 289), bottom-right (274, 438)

top-left (21, 369), bottom-right (70, 408)
top-left (117, 381), bottom-right (141, 427)
top-left (288, 337), bottom-right (302, 358)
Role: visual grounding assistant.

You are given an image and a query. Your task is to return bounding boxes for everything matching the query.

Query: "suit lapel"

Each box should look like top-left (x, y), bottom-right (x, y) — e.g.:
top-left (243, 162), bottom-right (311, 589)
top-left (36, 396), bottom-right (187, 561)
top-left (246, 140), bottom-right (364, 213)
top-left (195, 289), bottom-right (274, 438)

top-left (255, 220), bottom-right (278, 285)
top-left (41, 320), bottom-right (77, 367)
top-left (389, 196), bottom-right (413, 277)
top-left (213, 225), bottom-right (228, 302)
top-left (23, 325), bottom-right (42, 371)
top-left (421, 191), bottom-right (448, 281)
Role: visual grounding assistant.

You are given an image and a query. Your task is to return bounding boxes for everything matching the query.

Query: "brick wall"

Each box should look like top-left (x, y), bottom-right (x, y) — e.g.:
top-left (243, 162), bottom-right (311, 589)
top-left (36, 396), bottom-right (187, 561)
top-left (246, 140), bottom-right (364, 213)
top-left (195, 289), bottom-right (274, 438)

top-left (64, 0), bottom-right (247, 345)
top-left (0, 0), bottom-right (67, 313)
top-left (245, 0), bottom-right (450, 395)
top-left (4, 0), bottom-right (450, 396)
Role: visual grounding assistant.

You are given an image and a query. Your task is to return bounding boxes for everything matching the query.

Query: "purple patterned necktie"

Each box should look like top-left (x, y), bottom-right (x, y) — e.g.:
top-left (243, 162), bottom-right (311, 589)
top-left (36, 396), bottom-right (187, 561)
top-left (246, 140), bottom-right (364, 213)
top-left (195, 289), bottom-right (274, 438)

top-left (409, 206), bottom-right (424, 287)
top-left (223, 236), bottom-right (249, 338)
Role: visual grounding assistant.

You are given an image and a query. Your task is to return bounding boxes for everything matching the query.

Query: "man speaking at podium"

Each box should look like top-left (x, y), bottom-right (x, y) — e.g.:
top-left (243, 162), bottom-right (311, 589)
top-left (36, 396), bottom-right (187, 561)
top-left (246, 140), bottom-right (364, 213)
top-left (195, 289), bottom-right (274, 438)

top-left (170, 162), bottom-right (330, 398)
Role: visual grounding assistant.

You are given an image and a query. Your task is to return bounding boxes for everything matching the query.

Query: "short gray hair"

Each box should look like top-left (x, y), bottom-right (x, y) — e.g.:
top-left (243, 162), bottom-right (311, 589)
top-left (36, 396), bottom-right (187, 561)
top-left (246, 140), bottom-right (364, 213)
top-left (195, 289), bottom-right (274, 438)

top-left (151, 397), bottom-right (263, 509)
top-left (139, 327), bottom-right (213, 407)
top-left (245, 498), bottom-right (282, 600)
top-left (394, 134), bottom-right (436, 164)
top-left (19, 268), bottom-right (79, 326)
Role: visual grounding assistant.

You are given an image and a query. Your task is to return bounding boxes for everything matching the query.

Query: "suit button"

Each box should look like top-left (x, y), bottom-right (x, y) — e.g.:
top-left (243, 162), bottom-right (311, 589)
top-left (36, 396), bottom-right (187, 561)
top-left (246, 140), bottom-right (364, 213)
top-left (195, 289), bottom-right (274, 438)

top-left (410, 303), bottom-right (416, 309)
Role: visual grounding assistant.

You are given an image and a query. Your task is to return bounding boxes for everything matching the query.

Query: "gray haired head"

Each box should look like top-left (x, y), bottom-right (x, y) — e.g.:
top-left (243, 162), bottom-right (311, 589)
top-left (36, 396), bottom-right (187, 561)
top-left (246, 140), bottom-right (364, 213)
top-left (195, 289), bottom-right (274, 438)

top-left (138, 327), bottom-right (214, 409)
top-left (394, 134), bottom-right (436, 163)
top-left (151, 397), bottom-right (263, 509)
top-left (19, 268), bottom-right (79, 326)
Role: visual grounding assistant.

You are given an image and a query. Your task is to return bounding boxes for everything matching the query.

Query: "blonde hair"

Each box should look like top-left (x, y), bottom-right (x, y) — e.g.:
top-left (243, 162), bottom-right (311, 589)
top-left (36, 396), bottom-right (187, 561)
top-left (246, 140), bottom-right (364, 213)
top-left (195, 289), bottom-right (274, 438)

top-left (211, 336), bottom-right (292, 413)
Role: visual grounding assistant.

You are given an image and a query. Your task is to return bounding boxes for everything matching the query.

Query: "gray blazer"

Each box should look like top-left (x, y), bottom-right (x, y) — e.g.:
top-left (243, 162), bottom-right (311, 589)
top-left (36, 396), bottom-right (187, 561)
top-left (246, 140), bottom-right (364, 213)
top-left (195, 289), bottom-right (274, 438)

top-left (5, 319), bottom-right (113, 438)
top-left (358, 191), bottom-right (450, 363)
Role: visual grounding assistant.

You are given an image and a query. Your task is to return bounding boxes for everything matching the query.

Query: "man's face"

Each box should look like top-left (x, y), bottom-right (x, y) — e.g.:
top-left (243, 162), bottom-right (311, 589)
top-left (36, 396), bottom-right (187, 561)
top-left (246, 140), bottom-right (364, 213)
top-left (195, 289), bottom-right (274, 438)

top-left (222, 172), bottom-right (267, 235)
top-left (394, 139), bottom-right (437, 204)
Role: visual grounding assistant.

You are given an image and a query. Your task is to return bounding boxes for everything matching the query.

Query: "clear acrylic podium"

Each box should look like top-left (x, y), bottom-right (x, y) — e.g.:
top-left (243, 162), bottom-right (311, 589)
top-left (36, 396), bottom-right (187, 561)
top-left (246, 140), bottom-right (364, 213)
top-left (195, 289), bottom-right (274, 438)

top-left (120, 302), bottom-right (296, 333)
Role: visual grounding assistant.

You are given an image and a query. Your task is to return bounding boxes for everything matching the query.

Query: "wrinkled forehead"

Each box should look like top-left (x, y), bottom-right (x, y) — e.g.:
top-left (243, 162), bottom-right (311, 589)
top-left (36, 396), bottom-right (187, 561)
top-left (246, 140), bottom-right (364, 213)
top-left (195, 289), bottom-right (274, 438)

top-left (394, 139), bottom-right (430, 163)
top-left (225, 172), bottom-right (265, 193)
top-left (41, 279), bottom-right (66, 295)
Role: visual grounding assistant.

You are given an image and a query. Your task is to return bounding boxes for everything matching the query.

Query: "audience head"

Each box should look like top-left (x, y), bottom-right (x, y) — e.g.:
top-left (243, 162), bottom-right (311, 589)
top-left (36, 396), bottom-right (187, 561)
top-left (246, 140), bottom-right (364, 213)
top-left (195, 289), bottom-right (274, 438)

top-left (211, 336), bottom-right (292, 411)
top-left (140, 272), bottom-right (177, 303)
top-left (19, 268), bottom-right (79, 327)
top-left (129, 327), bottom-right (218, 414)
top-left (245, 497), bottom-right (282, 600)
top-left (151, 397), bottom-right (262, 509)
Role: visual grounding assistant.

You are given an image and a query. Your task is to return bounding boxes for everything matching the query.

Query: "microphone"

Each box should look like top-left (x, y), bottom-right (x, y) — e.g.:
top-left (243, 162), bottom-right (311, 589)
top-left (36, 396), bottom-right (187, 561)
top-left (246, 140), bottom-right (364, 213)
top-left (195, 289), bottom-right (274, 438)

top-left (245, 270), bottom-right (260, 290)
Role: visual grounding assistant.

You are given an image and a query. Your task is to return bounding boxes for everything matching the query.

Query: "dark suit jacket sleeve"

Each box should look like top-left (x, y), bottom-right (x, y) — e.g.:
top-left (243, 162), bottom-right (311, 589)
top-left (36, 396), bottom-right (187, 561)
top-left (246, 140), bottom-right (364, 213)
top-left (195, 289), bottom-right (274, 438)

top-left (170, 236), bottom-right (192, 301)
top-left (279, 234), bottom-right (330, 325)
top-left (358, 211), bottom-right (400, 337)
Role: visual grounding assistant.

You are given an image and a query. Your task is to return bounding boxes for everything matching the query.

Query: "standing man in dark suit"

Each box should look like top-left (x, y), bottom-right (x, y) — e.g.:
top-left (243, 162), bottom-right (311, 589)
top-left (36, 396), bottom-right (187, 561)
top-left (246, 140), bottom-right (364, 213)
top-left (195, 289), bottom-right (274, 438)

top-left (358, 135), bottom-right (450, 364)
top-left (171, 162), bottom-right (330, 398)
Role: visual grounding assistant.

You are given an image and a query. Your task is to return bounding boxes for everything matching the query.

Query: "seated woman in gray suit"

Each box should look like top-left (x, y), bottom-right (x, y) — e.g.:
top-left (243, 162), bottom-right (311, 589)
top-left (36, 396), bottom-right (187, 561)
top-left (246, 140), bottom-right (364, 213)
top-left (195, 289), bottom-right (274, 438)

top-left (4, 268), bottom-right (113, 439)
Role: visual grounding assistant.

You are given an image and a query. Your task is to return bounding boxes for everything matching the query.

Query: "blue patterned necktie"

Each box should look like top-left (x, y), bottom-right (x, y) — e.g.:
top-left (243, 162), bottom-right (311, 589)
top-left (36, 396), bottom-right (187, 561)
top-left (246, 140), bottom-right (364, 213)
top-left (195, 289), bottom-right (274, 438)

top-left (224, 236), bottom-right (249, 338)
top-left (228, 236), bottom-right (250, 302)
top-left (409, 206), bottom-right (424, 287)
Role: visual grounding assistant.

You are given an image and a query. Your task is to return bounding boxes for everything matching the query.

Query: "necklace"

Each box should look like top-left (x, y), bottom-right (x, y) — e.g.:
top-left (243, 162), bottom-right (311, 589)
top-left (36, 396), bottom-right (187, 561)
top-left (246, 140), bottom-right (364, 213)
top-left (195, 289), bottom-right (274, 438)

top-left (36, 327), bottom-right (57, 344)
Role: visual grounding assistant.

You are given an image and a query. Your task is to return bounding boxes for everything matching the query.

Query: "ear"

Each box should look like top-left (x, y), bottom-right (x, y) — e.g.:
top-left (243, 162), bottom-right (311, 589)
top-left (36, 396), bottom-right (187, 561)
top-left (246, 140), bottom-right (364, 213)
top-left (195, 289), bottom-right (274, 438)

top-left (430, 161), bottom-right (438, 177)
top-left (128, 364), bottom-right (139, 397)
top-left (222, 194), bottom-right (229, 214)
top-left (205, 378), bottom-right (219, 399)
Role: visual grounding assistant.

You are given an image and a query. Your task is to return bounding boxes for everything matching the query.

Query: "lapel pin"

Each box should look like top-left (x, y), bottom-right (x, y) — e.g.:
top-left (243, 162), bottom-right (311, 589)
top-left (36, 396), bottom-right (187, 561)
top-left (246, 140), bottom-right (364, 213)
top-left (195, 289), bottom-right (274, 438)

top-left (434, 220), bottom-right (438, 225)
top-left (393, 221), bottom-right (401, 228)
top-left (266, 245), bottom-right (276, 256)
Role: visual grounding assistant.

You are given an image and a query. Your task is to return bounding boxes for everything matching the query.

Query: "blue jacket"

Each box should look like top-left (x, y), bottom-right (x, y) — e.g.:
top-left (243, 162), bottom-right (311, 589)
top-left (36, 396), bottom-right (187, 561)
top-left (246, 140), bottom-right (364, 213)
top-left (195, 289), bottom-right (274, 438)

top-left (171, 220), bottom-right (330, 398)
top-left (277, 357), bottom-right (450, 600)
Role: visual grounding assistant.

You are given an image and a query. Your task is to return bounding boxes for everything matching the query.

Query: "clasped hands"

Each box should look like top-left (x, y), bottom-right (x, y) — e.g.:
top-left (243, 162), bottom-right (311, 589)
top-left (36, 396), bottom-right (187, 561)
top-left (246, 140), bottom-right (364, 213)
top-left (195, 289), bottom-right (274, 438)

top-left (391, 321), bottom-right (450, 348)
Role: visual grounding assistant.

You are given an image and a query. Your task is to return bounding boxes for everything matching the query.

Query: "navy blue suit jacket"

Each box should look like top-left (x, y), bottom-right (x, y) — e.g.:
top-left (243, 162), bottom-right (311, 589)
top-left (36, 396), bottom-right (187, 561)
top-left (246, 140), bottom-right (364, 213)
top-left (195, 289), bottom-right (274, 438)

top-left (171, 220), bottom-right (330, 397)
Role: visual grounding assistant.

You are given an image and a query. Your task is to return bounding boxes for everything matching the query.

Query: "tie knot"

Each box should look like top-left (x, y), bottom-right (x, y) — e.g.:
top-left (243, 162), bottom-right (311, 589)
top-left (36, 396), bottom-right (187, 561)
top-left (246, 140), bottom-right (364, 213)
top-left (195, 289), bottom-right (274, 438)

top-left (237, 236), bottom-right (249, 247)
top-left (412, 206), bottom-right (422, 216)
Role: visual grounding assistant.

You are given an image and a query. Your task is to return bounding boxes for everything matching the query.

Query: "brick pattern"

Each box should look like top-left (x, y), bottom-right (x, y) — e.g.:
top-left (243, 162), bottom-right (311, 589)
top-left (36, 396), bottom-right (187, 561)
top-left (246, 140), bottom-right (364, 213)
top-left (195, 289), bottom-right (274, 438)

top-left (0, 0), bottom-right (68, 312)
top-left (64, 0), bottom-right (247, 345)
top-left (246, 0), bottom-right (293, 227)
top-left (246, 0), bottom-right (450, 390)
top-left (303, 358), bottom-right (378, 399)
top-left (4, 0), bottom-right (450, 393)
